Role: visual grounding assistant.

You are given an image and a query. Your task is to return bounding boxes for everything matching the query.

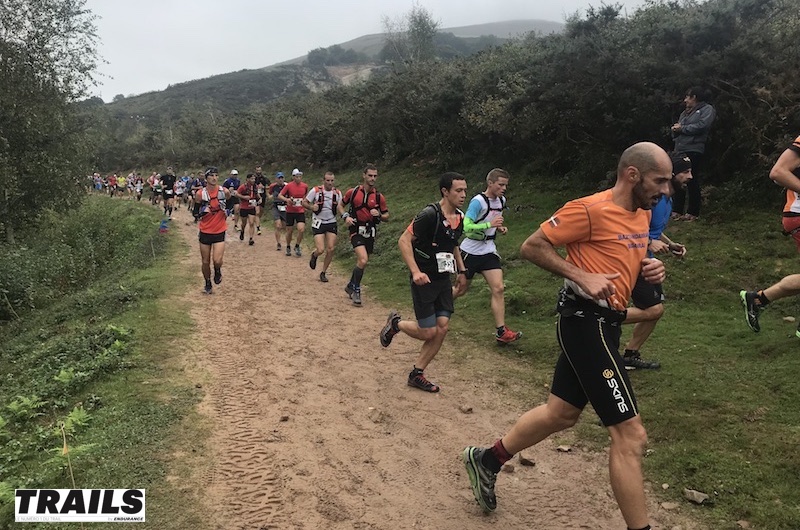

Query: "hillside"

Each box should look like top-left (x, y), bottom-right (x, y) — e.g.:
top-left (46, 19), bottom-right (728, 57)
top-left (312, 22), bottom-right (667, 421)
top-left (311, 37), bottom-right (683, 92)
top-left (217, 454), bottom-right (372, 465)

top-left (271, 19), bottom-right (562, 67)
top-left (103, 19), bottom-right (563, 118)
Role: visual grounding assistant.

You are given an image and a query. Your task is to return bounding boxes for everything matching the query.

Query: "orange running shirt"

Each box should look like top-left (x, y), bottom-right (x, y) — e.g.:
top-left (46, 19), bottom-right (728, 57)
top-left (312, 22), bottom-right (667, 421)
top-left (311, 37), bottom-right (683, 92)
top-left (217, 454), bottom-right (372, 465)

top-left (782, 135), bottom-right (800, 214)
top-left (540, 189), bottom-right (650, 311)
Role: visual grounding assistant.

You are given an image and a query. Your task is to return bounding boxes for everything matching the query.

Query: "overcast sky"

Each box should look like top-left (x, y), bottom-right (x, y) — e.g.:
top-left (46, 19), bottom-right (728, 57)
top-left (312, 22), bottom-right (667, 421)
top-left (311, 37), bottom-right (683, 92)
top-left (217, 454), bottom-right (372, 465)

top-left (85, 0), bottom-right (649, 102)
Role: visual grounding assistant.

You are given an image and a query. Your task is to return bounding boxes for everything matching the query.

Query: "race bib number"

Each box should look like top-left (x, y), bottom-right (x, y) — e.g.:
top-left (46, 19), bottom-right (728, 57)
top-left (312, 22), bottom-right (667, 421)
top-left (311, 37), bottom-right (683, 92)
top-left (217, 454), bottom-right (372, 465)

top-left (165, 190), bottom-right (173, 195)
top-left (277, 204), bottom-right (286, 212)
top-left (358, 225), bottom-right (375, 238)
top-left (293, 198), bottom-right (303, 207)
top-left (312, 218), bottom-right (322, 229)
top-left (249, 199), bottom-right (257, 207)
top-left (436, 252), bottom-right (456, 274)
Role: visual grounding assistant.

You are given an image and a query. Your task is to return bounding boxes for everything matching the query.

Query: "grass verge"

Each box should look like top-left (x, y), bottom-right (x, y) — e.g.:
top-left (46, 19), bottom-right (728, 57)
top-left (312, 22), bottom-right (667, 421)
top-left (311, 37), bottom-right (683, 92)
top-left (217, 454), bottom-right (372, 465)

top-left (0, 198), bottom-right (210, 530)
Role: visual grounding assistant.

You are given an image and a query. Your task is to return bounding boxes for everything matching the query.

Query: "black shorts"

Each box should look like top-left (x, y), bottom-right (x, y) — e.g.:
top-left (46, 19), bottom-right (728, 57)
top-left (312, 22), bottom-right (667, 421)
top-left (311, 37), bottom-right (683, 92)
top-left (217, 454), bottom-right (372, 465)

top-left (630, 274), bottom-right (665, 309)
top-left (411, 277), bottom-right (454, 327)
top-left (272, 204), bottom-right (287, 221)
top-left (552, 290), bottom-right (638, 427)
top-left (312, 221), bottom-right (338, 236)
top-left (240, 208), bottom-right (256, 218)
top-left (350, 233), bottom-right (375, 254)
top-left (228, 196), bottom-right (240, 206)
top-left (460, 251), bottom-right (502, 280)
top-left (286, 212), bottom-right (306, 226)
top-left (198, 231), bottom-right (226, 245)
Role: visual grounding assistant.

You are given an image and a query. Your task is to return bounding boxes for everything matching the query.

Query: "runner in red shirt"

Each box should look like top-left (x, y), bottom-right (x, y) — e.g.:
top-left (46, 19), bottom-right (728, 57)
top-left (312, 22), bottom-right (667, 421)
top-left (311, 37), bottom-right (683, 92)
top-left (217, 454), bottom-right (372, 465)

top-left (196, 167), bottom-right (231, 294)
top-left (277, 168), bottom-right (309, 257)
top-left (338, 164), bottom-right (389, 306)
top-left (235, 173), bottom-right (260, 246)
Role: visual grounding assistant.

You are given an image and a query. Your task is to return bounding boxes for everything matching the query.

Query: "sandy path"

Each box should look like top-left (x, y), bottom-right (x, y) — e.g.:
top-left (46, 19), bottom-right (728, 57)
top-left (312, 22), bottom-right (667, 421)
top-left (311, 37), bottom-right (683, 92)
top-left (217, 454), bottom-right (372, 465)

top-left (173, 207), bottom-right (698, 530)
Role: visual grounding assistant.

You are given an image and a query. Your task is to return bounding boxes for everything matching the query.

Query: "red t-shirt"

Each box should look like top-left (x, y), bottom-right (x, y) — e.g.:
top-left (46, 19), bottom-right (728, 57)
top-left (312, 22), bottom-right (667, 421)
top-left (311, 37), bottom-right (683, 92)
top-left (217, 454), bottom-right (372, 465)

top-left (342, 186), bottom-right (388, 224)
top-left (237, 183), bottom-right (259, 211)
top-left (281, 181), bottom-right (309, 214)
top-left (197, 186), bottom-right (227, 235)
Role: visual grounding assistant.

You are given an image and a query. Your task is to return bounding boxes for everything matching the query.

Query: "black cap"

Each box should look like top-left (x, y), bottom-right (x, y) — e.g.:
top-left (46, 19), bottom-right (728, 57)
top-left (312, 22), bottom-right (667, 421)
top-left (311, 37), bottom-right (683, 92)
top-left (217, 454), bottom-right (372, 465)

top-left (204, 167), bottom-right (219, 177)
top-left (670, 153), bottom-right (692, 175)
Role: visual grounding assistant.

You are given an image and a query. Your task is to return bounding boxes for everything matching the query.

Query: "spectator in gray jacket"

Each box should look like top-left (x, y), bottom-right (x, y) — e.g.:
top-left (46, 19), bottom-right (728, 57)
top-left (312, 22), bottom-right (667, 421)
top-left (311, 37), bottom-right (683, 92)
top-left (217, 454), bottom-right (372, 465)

top-left (670, 86), bottom-right (716, 221)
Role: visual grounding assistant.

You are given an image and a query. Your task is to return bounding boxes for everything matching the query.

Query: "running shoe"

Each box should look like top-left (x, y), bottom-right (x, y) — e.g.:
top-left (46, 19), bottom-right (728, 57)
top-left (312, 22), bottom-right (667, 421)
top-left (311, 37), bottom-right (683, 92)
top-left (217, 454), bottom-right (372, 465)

top-left (295, 245), bottom-right (302, 257)
top-left (345, 283), bottom-right (355, 299)
top-left (407, 368), bottom-right (439, 392)
top-left (740, 290), bottom-right (761, 332)
top-left (239, 230), bottom-right (245, 241)
top-left (249, 238), bottom-right (254, 246)
top-left (276, 243), bottom-right (282, 251)
top-left (213, 268), bottom-right (222, 285)
top-left (286, 247), bottom-right (292, 256)
top-left (203, 280), bottom-right (213, 295)
top-left (319, 271), bottom-right (328, 283)
top-left (379, 311), bottom-right (401, 347)
top-left (352, 287), bottom-right (362, 306)
top-left (623, 351), bottom-right (661, 370)
top-left (462, 447), bottom-right (497, 512)
top-left (257, 226), bottom-right (262, 235)
top-left (496, 327), bottom-right (522, 345)
top-left (309, 252), bottom-right (318, 270)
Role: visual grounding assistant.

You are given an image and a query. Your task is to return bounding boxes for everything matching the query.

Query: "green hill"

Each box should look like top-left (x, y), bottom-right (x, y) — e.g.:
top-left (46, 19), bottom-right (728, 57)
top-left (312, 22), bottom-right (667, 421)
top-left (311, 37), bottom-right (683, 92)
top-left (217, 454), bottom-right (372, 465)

top-left (103, 19), bottom-right (563, 119)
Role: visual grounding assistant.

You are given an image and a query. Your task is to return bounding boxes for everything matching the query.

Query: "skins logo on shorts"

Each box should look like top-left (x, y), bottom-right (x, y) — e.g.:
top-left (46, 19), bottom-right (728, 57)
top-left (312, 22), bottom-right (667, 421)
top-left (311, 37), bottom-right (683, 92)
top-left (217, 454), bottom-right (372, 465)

top-left (602, 369), bottom-right (614, 379)
top-left (606, 375), bottom-right (630, 414)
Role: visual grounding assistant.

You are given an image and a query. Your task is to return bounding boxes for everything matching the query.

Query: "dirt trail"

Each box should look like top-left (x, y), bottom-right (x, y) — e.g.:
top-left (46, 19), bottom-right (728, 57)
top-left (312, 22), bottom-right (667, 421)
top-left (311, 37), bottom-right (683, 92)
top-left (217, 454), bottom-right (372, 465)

top-left (173, 207), bottom-right (699, 530)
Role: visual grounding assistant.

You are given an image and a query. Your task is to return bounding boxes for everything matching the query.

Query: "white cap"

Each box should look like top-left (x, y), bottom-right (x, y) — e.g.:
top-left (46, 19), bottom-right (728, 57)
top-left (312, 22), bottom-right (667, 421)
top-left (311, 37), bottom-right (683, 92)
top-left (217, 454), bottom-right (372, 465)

top-left (230, 169), bottom-right (239, 175)
top-left (291, 168), bottom-right (303, 176)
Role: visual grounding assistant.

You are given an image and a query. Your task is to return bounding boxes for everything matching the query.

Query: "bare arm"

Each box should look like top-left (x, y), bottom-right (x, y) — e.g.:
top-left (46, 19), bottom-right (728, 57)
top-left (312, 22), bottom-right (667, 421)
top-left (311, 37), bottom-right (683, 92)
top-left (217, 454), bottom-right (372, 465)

top-left (520, 228), bottom-right (620, 300)
top-left (398, 229), bottom-right (429, 285)
top-left (769, 148), bottom-right (800, 193)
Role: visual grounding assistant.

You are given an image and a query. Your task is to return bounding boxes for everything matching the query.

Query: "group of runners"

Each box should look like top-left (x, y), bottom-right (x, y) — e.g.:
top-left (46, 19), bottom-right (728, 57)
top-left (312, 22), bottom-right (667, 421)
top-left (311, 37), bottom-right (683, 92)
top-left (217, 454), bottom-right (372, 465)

top-left (93, 133), bottom-right (800, 530)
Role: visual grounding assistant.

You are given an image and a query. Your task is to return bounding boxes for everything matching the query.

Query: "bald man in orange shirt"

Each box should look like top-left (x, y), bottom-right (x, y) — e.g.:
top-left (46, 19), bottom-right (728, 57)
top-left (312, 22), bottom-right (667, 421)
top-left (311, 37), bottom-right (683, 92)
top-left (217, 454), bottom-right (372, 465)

top-left (462, 142), bottom-right (671, 530)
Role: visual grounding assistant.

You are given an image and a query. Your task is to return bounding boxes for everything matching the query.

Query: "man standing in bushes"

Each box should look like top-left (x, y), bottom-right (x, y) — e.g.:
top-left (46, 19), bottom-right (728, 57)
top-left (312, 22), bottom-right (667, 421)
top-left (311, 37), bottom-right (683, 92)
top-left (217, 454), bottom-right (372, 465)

top-left (622, 152), bottom-right (691, 370)
top-left (670, 86), bottom-right (715, 221)
top-left (379, 172), bottom-right (468, 392)
top-left (339, 164), bottom-right (389, 307)
top-left (740, 134), bottom-right (800, 335)
top-left (462, 142), bottom-right (670, 530)
top-left (453, 168), bottom-right (522, 345)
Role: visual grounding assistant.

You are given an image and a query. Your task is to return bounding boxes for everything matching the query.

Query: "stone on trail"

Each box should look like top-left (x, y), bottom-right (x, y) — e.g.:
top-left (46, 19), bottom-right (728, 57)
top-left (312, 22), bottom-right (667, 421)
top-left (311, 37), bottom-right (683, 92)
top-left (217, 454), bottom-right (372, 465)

top-left (683, 488), bottom-right (710, 504)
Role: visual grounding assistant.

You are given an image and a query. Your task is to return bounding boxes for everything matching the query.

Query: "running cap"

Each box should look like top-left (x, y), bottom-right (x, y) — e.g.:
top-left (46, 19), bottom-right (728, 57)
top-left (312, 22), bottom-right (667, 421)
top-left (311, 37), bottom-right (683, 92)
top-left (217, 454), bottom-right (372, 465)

top-left (291, 168), bottom-right (303, 176)
top-left (276, 171), bottom-right (285, 178)
top-left (670, 153), bottom-right (692, 175)
top-left (204, 167), bottom-right (219, 177)
top-left (230, 169), bottom-right (239, 175)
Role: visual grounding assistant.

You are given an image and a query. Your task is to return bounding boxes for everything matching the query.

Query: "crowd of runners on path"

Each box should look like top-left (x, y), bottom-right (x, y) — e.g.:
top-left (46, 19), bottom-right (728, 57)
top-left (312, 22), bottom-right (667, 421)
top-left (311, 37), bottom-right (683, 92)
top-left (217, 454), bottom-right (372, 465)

top-left (89, 126), bottom-right (800, 530)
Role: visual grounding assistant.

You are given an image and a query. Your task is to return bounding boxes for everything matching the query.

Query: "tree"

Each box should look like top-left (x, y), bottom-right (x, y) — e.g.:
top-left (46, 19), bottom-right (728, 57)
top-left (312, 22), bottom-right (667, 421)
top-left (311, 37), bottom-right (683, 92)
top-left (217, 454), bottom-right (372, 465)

top-left (0, 0), bottom-right (99, 243)
top-left (380, 2), bottom-right (440, 67)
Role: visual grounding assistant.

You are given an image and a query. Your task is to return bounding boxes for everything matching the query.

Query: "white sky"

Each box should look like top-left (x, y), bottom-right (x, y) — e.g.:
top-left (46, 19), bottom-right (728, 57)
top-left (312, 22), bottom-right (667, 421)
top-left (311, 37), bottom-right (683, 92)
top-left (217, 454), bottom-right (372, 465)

top-left (85, 0), bottom-right (649, 102)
